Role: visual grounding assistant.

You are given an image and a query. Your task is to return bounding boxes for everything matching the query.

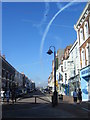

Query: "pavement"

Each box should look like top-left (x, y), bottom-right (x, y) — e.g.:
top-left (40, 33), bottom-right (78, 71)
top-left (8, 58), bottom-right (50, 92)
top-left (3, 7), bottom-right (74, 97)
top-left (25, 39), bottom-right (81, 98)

top-left (1, 97), bottom-right (90, 119)
top-left (0, 91), bottom-right (90, 119)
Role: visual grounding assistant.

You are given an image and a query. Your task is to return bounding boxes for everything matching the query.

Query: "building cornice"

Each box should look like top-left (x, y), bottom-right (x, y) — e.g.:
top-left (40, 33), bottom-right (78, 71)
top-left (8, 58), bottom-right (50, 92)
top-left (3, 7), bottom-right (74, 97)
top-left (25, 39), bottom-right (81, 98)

top-left (75, 2), bottom-right (90, 30)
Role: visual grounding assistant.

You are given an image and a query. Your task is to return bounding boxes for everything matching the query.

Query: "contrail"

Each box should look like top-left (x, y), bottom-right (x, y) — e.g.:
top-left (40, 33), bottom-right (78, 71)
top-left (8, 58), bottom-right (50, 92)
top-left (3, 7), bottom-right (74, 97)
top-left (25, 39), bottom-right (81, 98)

top-left (56, 2), bottom-right (63, 9)
top-left (40, 0), bottom-right (77, 60)
top-left (38, 1), bottom-right (50, 27)
top-left (34, 1), bottom-right (50, 35)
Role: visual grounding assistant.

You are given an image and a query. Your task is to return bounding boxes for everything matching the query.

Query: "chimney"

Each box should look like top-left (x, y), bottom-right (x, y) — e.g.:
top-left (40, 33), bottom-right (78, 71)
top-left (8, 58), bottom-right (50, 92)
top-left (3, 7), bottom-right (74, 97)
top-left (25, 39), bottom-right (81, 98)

top-left (2, 55), bottom-right (6, 59)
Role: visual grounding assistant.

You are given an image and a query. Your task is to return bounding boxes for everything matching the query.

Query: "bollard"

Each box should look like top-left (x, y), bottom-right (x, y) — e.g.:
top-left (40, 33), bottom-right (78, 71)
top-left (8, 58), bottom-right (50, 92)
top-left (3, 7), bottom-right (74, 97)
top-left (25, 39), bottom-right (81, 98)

top-left (35, 97), bottom-right (36, 104)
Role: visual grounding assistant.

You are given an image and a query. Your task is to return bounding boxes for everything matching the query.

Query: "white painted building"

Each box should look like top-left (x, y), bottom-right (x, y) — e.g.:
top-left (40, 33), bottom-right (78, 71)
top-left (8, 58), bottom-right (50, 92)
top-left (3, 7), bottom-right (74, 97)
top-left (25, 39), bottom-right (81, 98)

top-left (56, 64), bottom-right (65, 95)
top-left (68, 39), bottom-right (80, 96)
top-left (48, 72), bottom-right (53, 91)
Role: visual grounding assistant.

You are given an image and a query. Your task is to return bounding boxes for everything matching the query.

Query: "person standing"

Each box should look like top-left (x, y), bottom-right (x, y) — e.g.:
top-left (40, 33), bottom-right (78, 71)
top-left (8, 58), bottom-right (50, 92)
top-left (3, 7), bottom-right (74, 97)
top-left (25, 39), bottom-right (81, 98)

top-left (73, 88), bottom-right (78, 104)
top-left (0, 88), bottom-right (5, 103)
top-left (78, 88), bottom-right (82, 104)
top-left (6, 89), bottom-right (10, 103)
top-left (11, 89), bottom-right (15, 103)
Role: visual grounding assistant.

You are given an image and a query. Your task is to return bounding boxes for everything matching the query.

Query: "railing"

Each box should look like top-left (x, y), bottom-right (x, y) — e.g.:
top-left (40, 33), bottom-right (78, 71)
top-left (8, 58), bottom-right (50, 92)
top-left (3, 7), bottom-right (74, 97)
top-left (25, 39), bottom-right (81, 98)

top-left (33, 95), bottom-right (51, 104)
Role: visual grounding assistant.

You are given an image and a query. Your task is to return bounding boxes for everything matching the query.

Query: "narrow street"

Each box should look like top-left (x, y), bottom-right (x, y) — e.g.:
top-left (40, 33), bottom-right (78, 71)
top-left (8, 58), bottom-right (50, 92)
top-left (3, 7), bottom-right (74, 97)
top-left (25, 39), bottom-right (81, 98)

top-left (1, 89), bottom-right (90, 119)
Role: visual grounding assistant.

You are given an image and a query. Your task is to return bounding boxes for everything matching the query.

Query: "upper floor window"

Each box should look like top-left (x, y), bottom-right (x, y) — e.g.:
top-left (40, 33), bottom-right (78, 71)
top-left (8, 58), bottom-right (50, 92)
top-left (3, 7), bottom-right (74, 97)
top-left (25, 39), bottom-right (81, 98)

top-left (81, 48), bottom-right (85, 68)
top-left (86, 43), bottom-right (89, 66)
top-left (65, 73), bottom-right (67, 83)
top-left (71, 51), bottom-right (73, 61)
top-left (84, 21), bottom-right (88, 40)
top-left (64, 61), bottom-right (66, 70)
top-left (61, 66), bottom-right (63, 72)
top-left (80, 28), bottom-right (84, 44)
top-left (75, 47), bottom-right (77, 57)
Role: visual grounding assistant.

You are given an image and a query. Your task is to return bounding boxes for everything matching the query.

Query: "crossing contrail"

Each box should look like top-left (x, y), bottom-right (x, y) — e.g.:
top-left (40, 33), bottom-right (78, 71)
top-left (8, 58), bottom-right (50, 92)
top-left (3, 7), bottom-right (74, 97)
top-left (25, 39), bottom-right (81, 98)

top-left (33, 1), bottom-right (50, 35)
top-left (56, 2), bottom-right (63, 10)
top-left (40, 0), bottom-right (77, 60)
top-left (38, 1), bottom-right (50, 27)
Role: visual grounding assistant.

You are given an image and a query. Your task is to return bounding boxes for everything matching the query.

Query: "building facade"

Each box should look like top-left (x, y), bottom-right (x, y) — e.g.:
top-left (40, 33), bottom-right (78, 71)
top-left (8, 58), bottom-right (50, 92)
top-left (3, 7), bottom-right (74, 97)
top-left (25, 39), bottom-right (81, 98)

top-left (0, 55), bottom-right (15, 93)
top-left (74, 2), bottom-right (90, 101)
top-left (68, 40), bottom-right (80, 96)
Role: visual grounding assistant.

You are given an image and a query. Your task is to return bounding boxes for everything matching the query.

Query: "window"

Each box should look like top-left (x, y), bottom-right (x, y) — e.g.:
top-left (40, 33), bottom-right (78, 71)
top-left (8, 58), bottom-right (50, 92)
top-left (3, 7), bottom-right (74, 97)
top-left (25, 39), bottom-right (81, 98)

top-left (75, 47), bottom-right (77, 57)
top-left (80, 28), bottom-right (83, 44)
top-left (64, 61), bottom-right (66, 70)
top-left (72, 52), bottom-right (73, 61)
top-left (65, 73), bottom-right (67, 83)
top-left (61, 66), bottom-right (63, 72)
top-left (86, 43), bottom-right (89, 66)
top-left (84, 21), bottom-right (88, 40)
top-left (81, 48), bottom-right (85, 68)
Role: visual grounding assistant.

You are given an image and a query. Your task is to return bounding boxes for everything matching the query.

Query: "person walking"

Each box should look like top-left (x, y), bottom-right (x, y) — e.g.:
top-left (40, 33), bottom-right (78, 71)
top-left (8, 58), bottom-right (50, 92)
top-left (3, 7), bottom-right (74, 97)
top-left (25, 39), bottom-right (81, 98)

top-left (0, 88), bottom-right (5, 103)
top-left (78, 88), bottom-right (82, 104)
top-left (6, 89), bottom-right (10, 103)
top-left (73, 88), bottom-right (78, 104)
top-left (11, 89), bottom-right (15, 104)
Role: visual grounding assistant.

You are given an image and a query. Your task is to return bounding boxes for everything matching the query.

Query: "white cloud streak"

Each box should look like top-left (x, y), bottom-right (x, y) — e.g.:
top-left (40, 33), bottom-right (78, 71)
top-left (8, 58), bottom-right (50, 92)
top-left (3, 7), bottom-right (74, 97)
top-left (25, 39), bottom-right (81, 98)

top-left (40, 0), bottom-right (78, 60)
top-left (56, 2), bottom-right (63, 9)
top-left (33, 2), bottom-right (50, 35)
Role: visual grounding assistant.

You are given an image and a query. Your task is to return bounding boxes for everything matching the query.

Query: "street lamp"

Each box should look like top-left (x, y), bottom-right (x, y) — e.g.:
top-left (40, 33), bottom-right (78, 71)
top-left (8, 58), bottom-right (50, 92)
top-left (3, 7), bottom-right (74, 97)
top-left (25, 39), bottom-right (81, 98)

top-left (47, 46), bottom-right (58, 106)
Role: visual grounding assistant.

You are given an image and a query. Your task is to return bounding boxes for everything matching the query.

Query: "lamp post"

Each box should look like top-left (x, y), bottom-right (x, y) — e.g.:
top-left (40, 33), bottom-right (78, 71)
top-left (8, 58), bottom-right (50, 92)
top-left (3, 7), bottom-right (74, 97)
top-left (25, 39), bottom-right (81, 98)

top-left (47, 46), bottom-right (58, 106)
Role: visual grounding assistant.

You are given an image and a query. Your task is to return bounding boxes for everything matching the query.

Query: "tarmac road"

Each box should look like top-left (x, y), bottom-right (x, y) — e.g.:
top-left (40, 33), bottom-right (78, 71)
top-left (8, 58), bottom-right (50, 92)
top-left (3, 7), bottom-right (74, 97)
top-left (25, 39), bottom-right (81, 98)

top-left (1, 89), bottom-right (90, 119)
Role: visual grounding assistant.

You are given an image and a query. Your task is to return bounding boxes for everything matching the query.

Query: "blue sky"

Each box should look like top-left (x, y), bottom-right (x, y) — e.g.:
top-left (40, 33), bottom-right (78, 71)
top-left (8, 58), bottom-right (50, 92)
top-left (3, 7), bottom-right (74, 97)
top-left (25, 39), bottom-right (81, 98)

top-left (2, 2), bottom-right (87, 87)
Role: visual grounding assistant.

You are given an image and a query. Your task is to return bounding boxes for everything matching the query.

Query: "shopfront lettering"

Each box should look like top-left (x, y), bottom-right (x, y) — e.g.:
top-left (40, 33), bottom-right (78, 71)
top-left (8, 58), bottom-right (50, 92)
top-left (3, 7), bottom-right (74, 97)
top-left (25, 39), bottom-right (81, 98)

top-left (81, 67), bottom-right (90, 75)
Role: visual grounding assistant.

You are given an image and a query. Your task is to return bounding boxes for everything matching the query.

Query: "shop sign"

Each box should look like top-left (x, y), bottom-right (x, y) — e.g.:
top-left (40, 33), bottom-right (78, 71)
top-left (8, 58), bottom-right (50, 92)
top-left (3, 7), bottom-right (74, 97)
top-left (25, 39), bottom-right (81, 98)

top-left (80, 66), bottom-right (90, 77)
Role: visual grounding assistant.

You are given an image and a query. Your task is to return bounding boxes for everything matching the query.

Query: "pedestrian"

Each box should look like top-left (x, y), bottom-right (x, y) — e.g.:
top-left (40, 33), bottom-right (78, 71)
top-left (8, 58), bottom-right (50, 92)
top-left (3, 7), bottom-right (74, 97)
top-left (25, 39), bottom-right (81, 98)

top-left (73, 88), bottom-right (78, 104)
top-left (0, 88), bottom-right (5, 103)
top-left (78, 88), bottom-right (82, 104)
top-left (6, 89), bottom-right (10, 103)
top-left (11, 89), bottom-right (15, 103)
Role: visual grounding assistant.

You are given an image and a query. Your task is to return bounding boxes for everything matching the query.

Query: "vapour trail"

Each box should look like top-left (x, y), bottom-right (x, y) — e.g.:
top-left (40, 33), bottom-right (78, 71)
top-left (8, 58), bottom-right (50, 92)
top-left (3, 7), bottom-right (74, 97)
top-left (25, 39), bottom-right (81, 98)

top-left (40, 0), bottom-right (77, 59)
top-left (38, 1), bottom-right (50, 27)
top-left (56, 2), bottom-right (63, 9)
top-left (34, 1), bottom-right (50, 35)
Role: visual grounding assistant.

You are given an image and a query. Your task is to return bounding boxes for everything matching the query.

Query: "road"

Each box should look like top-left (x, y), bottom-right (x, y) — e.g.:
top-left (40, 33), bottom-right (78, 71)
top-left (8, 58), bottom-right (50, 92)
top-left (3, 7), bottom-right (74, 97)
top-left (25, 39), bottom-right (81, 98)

top-left (1, 89), bottom-right (90, 119)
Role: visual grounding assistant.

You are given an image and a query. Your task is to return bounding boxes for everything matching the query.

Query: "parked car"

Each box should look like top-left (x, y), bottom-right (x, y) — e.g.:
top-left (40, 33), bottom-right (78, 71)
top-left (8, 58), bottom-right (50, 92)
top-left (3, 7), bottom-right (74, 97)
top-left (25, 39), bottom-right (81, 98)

top-left (16, 89), bottom-right (24, 98)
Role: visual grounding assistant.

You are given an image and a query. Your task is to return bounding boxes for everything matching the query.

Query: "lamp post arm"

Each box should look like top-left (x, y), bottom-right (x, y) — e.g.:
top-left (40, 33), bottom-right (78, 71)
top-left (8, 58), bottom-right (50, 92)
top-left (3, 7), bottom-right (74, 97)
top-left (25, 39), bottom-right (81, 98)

top-left (49, 46), bottom-right (56, 53)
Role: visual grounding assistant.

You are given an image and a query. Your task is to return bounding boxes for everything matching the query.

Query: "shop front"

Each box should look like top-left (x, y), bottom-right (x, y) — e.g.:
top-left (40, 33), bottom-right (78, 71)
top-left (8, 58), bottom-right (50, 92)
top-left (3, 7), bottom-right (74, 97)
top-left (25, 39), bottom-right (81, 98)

top-left (80, 65), bottom-right (90, 101)
top-left (68, 75), bottom-right (80, 96)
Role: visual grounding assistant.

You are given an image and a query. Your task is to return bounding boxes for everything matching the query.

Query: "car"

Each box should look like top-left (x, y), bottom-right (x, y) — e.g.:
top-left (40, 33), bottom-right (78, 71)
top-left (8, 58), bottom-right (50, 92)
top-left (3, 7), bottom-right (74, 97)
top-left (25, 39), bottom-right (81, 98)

top-left (35, 88), bottom-right (37, 91)
top-left (16, 89), bottom-right (23, 97)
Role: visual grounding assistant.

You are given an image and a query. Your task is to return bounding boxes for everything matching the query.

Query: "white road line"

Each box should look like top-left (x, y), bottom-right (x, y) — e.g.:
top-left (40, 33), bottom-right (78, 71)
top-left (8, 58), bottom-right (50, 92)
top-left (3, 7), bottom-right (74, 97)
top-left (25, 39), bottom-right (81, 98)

top-left (81, 107), bottom-right (90, 112)
top-left (46, 96), bottom-right (52, 102)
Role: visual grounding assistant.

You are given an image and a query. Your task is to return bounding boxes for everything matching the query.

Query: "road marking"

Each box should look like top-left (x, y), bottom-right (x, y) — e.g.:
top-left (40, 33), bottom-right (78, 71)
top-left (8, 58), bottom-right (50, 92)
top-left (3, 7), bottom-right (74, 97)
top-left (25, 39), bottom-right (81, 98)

top-left (81, 107), bottom-right (90, 112)
top-left (46, 96), bottom-right (52, 102)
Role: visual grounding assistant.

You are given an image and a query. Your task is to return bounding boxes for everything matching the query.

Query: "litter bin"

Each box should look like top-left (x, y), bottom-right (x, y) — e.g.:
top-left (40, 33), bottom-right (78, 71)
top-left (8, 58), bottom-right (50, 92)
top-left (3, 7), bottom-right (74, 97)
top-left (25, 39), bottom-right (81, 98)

top-left (59, 94), bottom-right (63, 100)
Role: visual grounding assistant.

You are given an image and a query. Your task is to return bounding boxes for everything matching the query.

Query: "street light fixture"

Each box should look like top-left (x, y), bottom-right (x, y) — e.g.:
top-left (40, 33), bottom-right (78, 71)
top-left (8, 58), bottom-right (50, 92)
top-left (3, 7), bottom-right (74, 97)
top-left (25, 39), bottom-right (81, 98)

top-left (47, 46), bottom-right (58, 107)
